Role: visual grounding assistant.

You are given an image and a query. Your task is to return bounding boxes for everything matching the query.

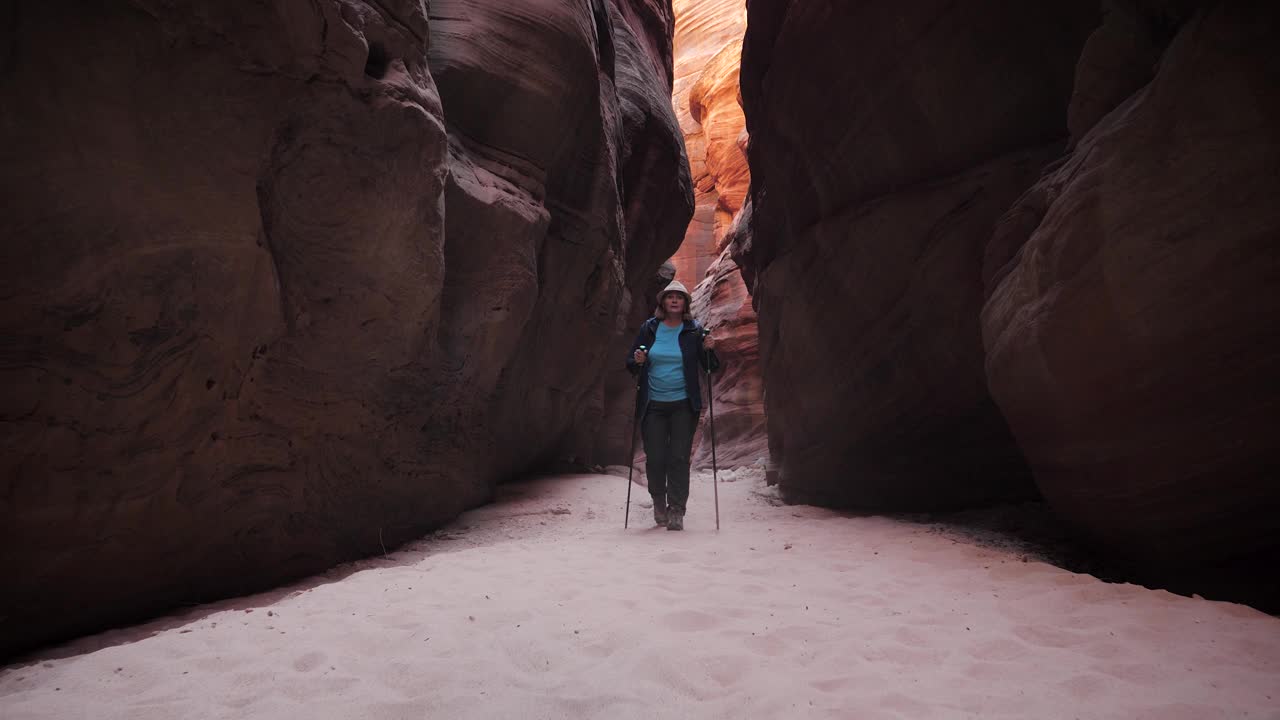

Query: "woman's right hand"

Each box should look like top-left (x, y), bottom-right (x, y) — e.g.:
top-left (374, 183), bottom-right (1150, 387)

top-left (633, 348), bottom-right (648, 365)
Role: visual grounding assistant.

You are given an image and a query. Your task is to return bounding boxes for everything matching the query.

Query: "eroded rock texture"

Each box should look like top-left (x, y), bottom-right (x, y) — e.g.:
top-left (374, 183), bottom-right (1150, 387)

top-left (982, 4), bottom-right (1280, 567)
top-left (739, 2), bottom-right (1098, 509)
top-left (670, 0), bottom-right (748, 282)
top-left (595, 0), bottom-right (695, 466)
top-left (0, 0), bottom-right (689, 656)
top-left (690, 207), bottom-right (765, 469)
top-left (663, 0), bottom-right (761, 470)
top-left (740, 0), bottom-right (1280, 576)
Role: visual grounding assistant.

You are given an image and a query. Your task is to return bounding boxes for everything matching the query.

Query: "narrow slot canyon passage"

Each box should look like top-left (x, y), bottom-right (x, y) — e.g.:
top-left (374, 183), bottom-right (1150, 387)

top-left (3, 1), bottom-right (1279, 718)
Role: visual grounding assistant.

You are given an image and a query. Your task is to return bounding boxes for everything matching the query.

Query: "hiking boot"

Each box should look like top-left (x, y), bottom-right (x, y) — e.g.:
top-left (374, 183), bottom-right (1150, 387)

top-left (653, 501), bottom-right (668, 526)
top-left (666, 510), bottom-right (684, 531)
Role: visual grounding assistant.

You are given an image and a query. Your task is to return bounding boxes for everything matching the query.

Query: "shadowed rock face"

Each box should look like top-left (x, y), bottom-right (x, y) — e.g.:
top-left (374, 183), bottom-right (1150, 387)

top-left (0, 0), bottom-right (689, 656)
top-left (740, 0), bottom-right (1280, 579)
top-left (595, 0), bottom-right (696, 466)
top-left (431, 0), bottom-right (692, 473)
top-left (982, 4), bottom-right (1280, 568)
top-left (739, 1), bottom-right (1098, 509)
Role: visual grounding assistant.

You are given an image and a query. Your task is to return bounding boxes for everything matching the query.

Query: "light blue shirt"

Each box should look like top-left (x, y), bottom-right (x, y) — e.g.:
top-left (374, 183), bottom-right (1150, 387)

top-left (647, 322), bottom-right (687, 402)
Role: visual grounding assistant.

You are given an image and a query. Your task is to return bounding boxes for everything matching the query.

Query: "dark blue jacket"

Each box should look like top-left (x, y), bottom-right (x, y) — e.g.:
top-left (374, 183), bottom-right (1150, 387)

top-left (626, 317), bottom-right (721, 419)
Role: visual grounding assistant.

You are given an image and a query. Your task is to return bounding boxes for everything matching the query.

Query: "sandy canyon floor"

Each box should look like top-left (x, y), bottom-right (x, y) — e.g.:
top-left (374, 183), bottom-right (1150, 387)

top-left (3, 469), bottom-right (1278, 719)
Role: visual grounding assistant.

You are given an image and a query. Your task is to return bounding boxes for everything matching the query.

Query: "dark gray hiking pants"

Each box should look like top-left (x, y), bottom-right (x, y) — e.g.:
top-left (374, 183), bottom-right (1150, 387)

top-left (642, 400), bottom-right (696, 514)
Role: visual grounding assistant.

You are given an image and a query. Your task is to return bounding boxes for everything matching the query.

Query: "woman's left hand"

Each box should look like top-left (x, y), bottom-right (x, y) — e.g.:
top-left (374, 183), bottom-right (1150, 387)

top-left (702, 334), bottom-right (716, 350)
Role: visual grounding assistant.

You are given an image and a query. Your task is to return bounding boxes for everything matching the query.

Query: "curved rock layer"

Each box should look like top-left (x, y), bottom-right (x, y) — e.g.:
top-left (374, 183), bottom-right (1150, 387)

top-left (688, 39), bottom-right (749, 247)
top-left (982, 4), bottom-right (1280, 567)
top-left (690, 207), bottom-right (766, 470)
top-left (670, 0), bottom-right (748, 282)
top-left (666, 0), bottom-right (760, 471)
top-left (595, 0), bottom-right (695, 466)
top-left (0, 0), bottom-right (690, 656)
top-left (739, 1), bottom-right (1098, 509)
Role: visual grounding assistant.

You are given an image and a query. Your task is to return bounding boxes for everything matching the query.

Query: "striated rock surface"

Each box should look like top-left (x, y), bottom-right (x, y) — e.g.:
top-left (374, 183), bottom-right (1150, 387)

top-left (670, 0), bottom-right (748, 282)
top-left (0, 0), bottom-right (689, 656)
top-left (738, 2), bottom-right (1098, 509)
top-left (746, 147), bottom-right (1062, 508)
top-left (690, 207), bottom-right (765, 470)
top-left (687, 39), bottom-right (749, 248)
top-left (982, 4), bottom-right (1280, 567)
top-left (435, 0), bottom-right (693, 471)
top-left (666, 0), bottom-right (760, 471)
top-left (738, 0), bottom-right (1280, 583)
top-left (1065, 1), bottom-right (1168, 148)
top-left (596, 0), bottom-right (695, 466)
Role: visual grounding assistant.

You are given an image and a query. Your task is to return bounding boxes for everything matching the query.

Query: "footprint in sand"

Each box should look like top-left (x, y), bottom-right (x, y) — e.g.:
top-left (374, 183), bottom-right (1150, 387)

top-left (810, 677), bottom-right (852, 693)
top-left (966, 638), bottom-right (1029, 662)
top-left (893, 627), bottom-right (932, 648)
top-left (1013, 624), bottom-right (1088, 649)
top-left (1082, 640), bottom-right (1125, 660)
top-left (581, 642), bottom-right (616, 659)
top-left (1060, 673), bottom-right (1112, 699)
top-left (864, 644), bottom-right (942, 665)
top-left (703, 654), bottom-right (751, 688)
top-left (293, 651), bottom-right (327, 672)
top-left (1101, 662), bottom-right (1162, 687)
top-left (662, 609), bottom-right (722, 632)
top-left (743, 632), bottom-right (789, 657)
top-left (852, 593), bottom-right (890, 608)
top-left (879, 692), bottom-right (933, 716)
top-left (964, 662), bottom-right (1007, 682)
top-left (1133, 703), bottom-right (1232, 720)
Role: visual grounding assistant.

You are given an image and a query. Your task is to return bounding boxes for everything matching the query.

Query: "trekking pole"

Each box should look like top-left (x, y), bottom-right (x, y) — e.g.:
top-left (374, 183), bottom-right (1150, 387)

top-left (703, 332), bottom-right (720, 531)
top-left (624, 346), bottom-right (646, 529)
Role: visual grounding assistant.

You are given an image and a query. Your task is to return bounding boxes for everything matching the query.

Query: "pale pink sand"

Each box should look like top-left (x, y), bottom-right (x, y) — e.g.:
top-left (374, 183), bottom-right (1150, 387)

top-left (3, 470), bottom-right (1279, 720)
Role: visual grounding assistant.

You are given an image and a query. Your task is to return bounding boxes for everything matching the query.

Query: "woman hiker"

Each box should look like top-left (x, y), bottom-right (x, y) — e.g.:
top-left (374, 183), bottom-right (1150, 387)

top-left (625, 280), bottom-right (721, 531)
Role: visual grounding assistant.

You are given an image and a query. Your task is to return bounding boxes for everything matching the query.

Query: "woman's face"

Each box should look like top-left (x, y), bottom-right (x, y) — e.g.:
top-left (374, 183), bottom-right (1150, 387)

top-left (663, 292), bottom-right (686, 315)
